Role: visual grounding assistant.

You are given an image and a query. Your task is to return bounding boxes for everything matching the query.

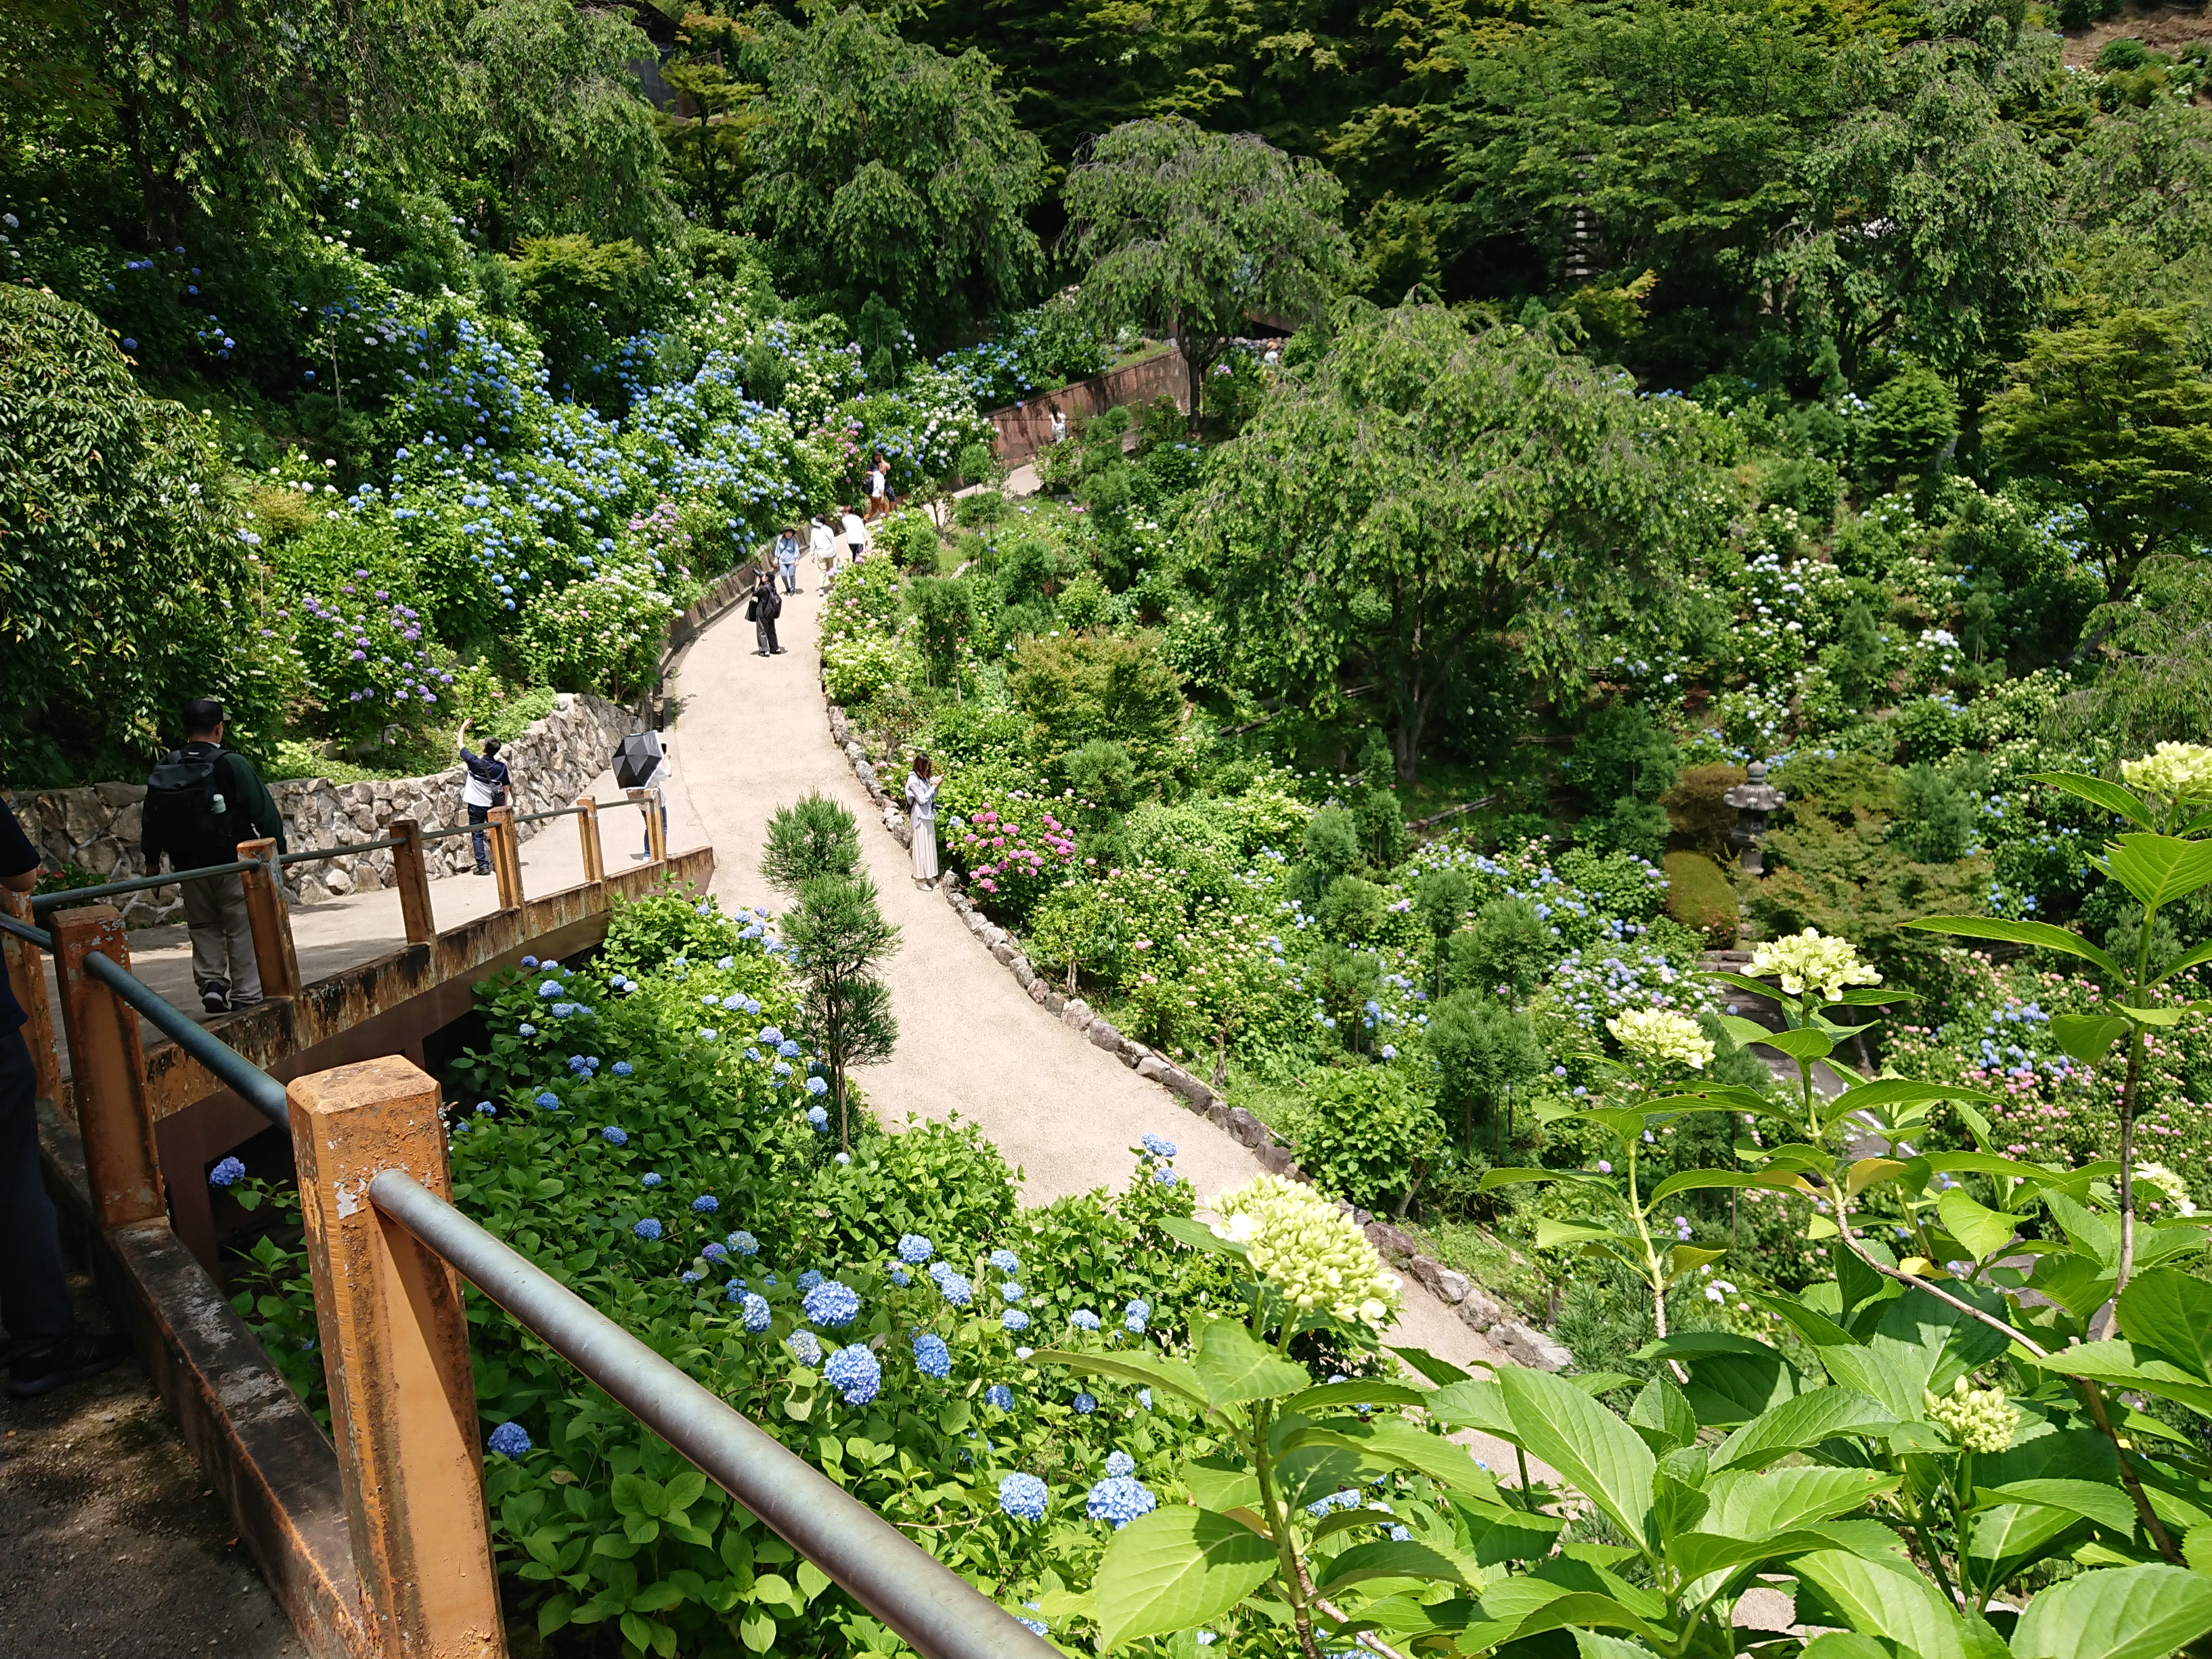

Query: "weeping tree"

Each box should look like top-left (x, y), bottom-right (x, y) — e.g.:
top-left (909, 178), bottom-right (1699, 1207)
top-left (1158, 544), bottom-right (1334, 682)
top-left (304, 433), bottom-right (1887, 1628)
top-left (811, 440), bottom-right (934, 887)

top-left (784, 874), bottom-right (900, 1152)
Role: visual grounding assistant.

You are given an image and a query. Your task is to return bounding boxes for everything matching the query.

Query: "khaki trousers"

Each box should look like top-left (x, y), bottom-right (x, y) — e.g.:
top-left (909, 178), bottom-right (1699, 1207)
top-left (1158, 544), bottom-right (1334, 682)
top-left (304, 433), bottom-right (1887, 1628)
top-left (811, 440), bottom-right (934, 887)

top-left (181, 872), bottom-right (262, 1004)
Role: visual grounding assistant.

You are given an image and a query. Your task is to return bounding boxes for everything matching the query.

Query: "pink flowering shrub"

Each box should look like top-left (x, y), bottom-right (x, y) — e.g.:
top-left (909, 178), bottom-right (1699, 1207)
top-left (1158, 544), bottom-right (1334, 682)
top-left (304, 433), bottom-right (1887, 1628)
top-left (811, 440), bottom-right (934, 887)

top-left (950, 795), bottom-right (1078, 920)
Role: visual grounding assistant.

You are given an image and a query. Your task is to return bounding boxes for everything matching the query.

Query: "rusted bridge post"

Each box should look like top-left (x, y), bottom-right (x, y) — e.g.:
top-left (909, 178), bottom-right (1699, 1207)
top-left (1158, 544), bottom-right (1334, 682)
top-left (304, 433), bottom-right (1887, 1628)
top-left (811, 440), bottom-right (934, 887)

top-left (50, 905), bottom-right (166, 1227)
top-left (288, 1055), bottom-right (506, 1659)
top-left (1, 889), bottom-right (61, 1108)
top-left (575, 798), bottom-right (604, 887)
top-left (390, 818), bottom-right (436, 945)
top-left (486, 807), bottom-right (522, 911)
top-left (237, 838), bottom-right (301, 1002)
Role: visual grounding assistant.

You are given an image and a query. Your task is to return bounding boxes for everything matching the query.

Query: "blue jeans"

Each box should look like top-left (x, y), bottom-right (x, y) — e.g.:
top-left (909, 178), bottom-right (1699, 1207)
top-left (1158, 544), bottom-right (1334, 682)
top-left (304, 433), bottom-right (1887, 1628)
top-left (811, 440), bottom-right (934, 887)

top-left (468, 803), bottom-right (491, 873)
top-left (779, 560), bottom-right (799, 593)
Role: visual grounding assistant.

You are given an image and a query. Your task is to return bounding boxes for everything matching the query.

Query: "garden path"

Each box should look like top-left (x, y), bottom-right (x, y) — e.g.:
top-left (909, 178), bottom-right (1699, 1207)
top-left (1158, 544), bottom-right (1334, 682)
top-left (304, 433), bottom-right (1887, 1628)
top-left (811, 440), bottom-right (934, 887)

top-left (660, 557), bottom-right (1526, 1399)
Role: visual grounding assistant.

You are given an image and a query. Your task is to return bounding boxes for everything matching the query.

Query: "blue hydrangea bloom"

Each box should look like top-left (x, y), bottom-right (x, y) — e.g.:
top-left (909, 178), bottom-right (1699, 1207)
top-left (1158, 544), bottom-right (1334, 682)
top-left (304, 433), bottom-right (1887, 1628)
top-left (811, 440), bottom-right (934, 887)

top-left (521, 956), bottom-right (539, 970)
top-left (805, 1076), bottom-right (829, 1096)
top-left (1140, 1134), bottom-right (1177, 1159)
top-left (824, 1344), bottom-right (881, 1405)
top-left (897, 1234), bottom-right (933, 1264)
top-left (475, 1101), bottom-right (494, 1115)
top-left (722, 993), bottom-right (746, 1011)
top-left (1139, 1389), bottom-right (1152, 1410)
top-left (692, 1194), bottom-right (719, 1213)
top-left (1105, 1451), bottom-right (1135, 1478)
top-left (680, 1271), bottom-right (700, 1285)
top-left (534, 1091), bottom-right (559, 1108)
top-left (641, 1172), bottom-right (662, 1187)
top-left (989, 1249), bottom-right (1020, 1273)
top-left (702, 1242), bottom-right (727, 1261)
top-left (1069, 1310), bottom-right (1101, 1332)
top-left (729, 1231), bottom-right (759, 1255)
top-left (600, 1126), bottom-right (627, 1145)
top-left (938, 1273), bottom-right (974, 1307)
top-left (633, 1218), bottom-right (662, 1241)
top-left (1307, 1488), bottom-right (1360, 1517)
top-left (487, 1421), bottom-right (531, 1459)
top-left (740, 1292), bottom-right (770, 1331)
top-left (807, 1105), bottom-right (830, 1129)
top-left (1086, 1476), bottom-right (1157, 1529)
top-left (1073, 1392), bottom-right (1097, 1415)
top-left (1389, 1525), bottom-right (1411, 1541)
top-left (699, 1027), bottom-right (718, 1042)
top-left (928, 1261), bottom-right (956, 1283)
top-left (786, 1330), bottom-right (822, 1366)
top-left (1002, 1310), bottom-right (1031, 1332)
top-left (778, 1039), bottom-right (801, 1058)
top-left (803, 1280), bottom-right (860, 1328)
top-left (209, 1156), bottom-right (246, 1187)
top-left (889, 1269), bottom-right (911, 1287)
top-left (911, 1333), bottom-right (951, 1379)
top-left (1154, 1169), bottom-right (1178, 1188)
top-left (797, 1269), bottom-right (825, 1293)
top-left (518, 1023), bottom-right (535, 1036)
top-left (1124, 1300), bottom-right (1151, 1334)
top-left (717, 956), bottom-right (734, 971)
top-left (1000, 1281), bottom-right (1024, 1303)
top-left (998, 1473), bottom-right (1047, 1522)
top-left (759, 1025), bottom-right (785, 1045)
top-left (1019, 1619), bottom-right (1047, 1637)
top-left (612, 1061), bottom-right (633, 1077)
top-left (539, 980), bottom-right (561, 997)
top-left (772, 1060), bottom-right (792, 1077)
top-left (985, 1384), bottom-right (1014, 1411)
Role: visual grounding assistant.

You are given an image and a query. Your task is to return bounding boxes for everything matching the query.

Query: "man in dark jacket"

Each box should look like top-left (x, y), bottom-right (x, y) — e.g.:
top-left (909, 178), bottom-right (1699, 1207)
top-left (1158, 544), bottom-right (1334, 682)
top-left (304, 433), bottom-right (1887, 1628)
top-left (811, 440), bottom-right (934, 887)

top-left (142, 698), bottom-right (287, 1014)
top-left (1, 799), bottom-right (133, 1395)
top-left (457, 718), bottom-right (513, 877)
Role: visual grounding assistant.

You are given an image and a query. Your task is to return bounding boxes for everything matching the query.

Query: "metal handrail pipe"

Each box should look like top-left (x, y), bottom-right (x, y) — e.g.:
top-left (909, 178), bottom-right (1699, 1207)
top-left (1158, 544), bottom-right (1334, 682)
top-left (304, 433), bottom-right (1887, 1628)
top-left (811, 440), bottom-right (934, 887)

top-left (511, 806), bottom-right (580, 826)
top-left (367, 1171), bottom-right (1057, 1659)
top-left (0, 911), bottom-right (52, 951)
top-left (278, 837), bottom-right (404, 865)
top-left (81, 950), bottom-right (289, 1129)
top-left (419, 823), bottom-right (480, 843)
top-left (30, 859), bottom-right (261, 915)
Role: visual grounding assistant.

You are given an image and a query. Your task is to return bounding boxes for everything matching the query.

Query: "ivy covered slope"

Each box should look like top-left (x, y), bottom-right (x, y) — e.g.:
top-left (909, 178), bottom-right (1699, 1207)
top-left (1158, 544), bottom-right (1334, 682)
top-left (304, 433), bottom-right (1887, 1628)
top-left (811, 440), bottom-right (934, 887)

top-left (215, 887), bottom-right (2212, 1658)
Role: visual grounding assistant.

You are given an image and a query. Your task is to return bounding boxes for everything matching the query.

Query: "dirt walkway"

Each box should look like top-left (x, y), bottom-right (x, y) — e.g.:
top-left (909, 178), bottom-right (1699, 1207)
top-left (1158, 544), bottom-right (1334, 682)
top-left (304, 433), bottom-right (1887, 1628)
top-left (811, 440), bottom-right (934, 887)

top-left (662, 562), bottom-right (1517, 1387)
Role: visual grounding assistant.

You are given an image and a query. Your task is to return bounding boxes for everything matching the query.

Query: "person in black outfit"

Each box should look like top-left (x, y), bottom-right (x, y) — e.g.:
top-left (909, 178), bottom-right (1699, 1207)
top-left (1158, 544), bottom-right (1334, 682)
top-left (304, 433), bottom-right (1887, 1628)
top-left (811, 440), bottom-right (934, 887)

top-left (753, 562), bottom-right (785, 656)
top-left (141, 698), bottom-right (288, 1014)
top-left (0, 799), bottom-right (134, 1396)
top-left (456, 719), bottom-right (513, 877)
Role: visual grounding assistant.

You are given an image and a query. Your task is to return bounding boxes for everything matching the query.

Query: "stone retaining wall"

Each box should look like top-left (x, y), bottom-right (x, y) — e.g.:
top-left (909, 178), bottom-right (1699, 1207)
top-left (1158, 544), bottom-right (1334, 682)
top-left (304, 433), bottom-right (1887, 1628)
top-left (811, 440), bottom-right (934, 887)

top-left (988, 347), bottom-right (1189, 470)
top-left (824, 696), bottom-right (1574, 1373)
top-left (7, 692), bottom-right (641, 927)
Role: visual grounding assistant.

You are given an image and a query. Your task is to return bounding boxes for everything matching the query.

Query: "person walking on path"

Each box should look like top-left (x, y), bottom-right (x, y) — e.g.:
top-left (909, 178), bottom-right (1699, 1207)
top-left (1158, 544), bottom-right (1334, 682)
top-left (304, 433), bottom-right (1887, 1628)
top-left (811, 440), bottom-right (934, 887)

top-left (839, 504), bottom-right (868, 570)
top-left (810, 514), bottom-right (839, 593)
top-left (141, 698), bottom-right (287, 1015)
top-left (456, 719), bottom-right (512, 877)
top-left (904, 753), bottom-right (940, 887)
top-left (863, 454), bottom-right (890, 521)
top-left (774, 526), bottom-right (802, 593)
top-left (0, 800), bottom-right (134, 1397)
top-left (750, 561), bottom-right (785, 656)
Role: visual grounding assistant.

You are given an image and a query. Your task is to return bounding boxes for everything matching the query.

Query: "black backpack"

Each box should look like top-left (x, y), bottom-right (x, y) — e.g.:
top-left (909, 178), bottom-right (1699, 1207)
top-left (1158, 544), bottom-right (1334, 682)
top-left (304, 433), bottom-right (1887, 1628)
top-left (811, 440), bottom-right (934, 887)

top-left (145, 748), bottom-right (241, 863)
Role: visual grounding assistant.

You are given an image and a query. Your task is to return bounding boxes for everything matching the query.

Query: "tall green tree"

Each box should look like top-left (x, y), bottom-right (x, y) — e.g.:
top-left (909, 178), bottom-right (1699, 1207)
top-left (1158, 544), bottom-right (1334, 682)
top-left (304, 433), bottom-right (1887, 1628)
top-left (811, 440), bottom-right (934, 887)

top-left (1185, 301), bottom-right (1727, 785)
top-left (1061, 116), bottom-right (1355, 422)
top-left (463, 0), bottom-right (678, 247)
top-left (739, 7), bottom-right (1045, 342)
top-left (784, 874), bottom-right (901, 1154)
top-left (1984, 306), bottom-right (2212, 602)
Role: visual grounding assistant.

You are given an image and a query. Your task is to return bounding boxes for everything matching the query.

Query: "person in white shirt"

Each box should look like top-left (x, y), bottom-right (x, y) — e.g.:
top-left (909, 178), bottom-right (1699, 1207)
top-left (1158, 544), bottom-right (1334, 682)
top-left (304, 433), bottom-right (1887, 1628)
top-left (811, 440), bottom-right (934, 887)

top-left (839, 506), bottom-right (867, 570)
top-left (810, 515), bottom-right (838, 592)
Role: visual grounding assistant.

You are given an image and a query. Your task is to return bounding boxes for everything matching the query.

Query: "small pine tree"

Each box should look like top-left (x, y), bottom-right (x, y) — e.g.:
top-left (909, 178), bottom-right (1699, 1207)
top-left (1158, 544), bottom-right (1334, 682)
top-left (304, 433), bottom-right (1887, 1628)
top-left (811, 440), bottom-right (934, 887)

top-left (761, 792), bottom-right (862, 893)
top-left (784, 875), bottom-right (902, 1152)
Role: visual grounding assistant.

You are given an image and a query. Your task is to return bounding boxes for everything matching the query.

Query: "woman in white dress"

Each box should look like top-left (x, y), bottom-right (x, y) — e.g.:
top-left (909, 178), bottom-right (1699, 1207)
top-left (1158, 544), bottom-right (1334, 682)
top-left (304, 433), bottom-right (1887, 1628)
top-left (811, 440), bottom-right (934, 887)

top-left (810, 515), bottom-right (839, 592)
top-left (904, 753), bottom-right (940, 885)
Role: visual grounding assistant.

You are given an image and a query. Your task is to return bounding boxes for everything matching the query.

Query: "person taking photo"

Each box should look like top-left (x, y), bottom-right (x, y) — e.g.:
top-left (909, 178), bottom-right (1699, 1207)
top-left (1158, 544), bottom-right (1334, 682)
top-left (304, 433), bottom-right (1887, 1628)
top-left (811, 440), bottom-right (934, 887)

top-left (456, 719), bottom-right (512, 877)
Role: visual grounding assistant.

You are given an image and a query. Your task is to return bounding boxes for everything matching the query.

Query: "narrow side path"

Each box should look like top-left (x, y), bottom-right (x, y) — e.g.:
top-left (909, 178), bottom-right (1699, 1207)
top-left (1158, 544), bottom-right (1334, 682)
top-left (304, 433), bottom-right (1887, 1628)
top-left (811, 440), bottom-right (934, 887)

top-left (663, 562), bottom-right (1515, 1381)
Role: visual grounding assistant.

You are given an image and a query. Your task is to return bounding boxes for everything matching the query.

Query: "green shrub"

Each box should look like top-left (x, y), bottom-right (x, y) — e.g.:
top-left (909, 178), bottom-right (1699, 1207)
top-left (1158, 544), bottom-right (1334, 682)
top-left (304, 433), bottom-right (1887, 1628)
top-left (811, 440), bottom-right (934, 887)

top-left (762, 791), bottom-right (862, 891)
top-left (1446, 897), bottom-right (1551, 998)
top-left (1008, 632), bottom-right (1183, 758)
top-left (1284, 1062), bottom-right (1444, 1213)
top-left (1319, 873), bottom-right (1389, 942)
top-left (909, 576), bottom-right (980, 685)
top-left (1661, 762), bottom-right (1745, 859)
top-left (822, 630), bottom-right (916, 706)
top-left (1661, 849), bottom-right (1738, 947)
top-left (875, 507), bottom-right (942, 572)
top-left (1425, 992), bottom-right (1545, 1152)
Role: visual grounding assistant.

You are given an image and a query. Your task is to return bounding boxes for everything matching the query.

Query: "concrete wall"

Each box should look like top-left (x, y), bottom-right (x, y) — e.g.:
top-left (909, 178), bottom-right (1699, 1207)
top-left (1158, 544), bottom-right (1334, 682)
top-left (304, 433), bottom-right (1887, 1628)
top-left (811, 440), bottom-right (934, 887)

top-left (989, 346), bottom-right (1189, 469)
top-left (7, 692), bottom-right (640, 927)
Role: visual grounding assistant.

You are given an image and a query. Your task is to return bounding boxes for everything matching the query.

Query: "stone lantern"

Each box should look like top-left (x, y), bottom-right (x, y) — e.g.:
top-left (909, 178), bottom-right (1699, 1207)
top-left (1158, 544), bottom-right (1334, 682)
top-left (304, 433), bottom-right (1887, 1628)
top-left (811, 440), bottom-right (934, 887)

top-left (1723, 762), bottom-right (1786, 874)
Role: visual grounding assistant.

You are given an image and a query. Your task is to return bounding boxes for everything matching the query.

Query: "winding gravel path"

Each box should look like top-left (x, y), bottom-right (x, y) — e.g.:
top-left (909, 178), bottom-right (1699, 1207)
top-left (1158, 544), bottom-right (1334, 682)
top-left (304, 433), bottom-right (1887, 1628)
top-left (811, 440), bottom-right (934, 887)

top-left (661, 561), bottom-right (1516, 1382)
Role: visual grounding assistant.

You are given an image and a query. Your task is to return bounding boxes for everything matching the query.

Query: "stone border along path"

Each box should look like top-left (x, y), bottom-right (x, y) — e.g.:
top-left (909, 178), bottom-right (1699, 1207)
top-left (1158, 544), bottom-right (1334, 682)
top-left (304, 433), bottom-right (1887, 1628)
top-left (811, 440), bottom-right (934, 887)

top-left (662, 556), bottom-right (1560, 1439)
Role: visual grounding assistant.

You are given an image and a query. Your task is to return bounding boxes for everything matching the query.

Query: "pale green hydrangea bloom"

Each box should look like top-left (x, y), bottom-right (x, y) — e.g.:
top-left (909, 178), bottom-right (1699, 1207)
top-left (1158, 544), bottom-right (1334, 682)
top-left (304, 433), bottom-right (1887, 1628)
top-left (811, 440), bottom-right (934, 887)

top-left (1749, 927), bottom-right (1882, 1004)
top-left (2120, 742), bottom-right (2212, 809)
top-left (1924, 1376), bottom-right (2020, 1454)
top-left (1607, 1007), bottom-right (1715, 1072)
top-left (1210, 1175), bottom-right (1402, 1331)
top-left (2133, 1162), bottom-right (2197, 1217)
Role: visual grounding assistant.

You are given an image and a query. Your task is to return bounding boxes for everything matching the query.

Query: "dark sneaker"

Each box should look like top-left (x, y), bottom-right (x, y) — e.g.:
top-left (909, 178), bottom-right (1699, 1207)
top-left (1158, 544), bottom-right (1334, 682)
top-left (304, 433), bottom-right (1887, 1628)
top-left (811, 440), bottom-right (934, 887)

top-left (200, 980), bottom-right (231, 1015)
top-left (8, 1332), bottom-right (134, 1397)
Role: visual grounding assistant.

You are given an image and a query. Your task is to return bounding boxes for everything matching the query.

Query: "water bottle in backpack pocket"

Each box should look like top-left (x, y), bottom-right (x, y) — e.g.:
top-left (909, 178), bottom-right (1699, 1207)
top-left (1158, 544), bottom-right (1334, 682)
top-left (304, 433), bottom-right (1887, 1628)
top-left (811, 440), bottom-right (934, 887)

top-left (145, 749), bottom-right (238, 865)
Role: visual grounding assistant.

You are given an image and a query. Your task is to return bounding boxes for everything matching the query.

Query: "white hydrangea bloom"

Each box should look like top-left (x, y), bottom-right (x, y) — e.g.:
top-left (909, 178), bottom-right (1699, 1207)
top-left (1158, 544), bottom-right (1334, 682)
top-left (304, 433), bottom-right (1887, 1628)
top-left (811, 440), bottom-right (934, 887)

top-left (1749, 927), bottom-right (1882, 1004)
top-left (1607, 1007), bottom-right (1715, 1071)
top-left (1209, 1175), bottom-right (1402, 1331)
top-left (2133, 1162), bottom-right (2197, 1217)
top-left (2120, 742), bottom-right (2212, 808)
top-left (1923, 1375), bottom-right (2019, 1454)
